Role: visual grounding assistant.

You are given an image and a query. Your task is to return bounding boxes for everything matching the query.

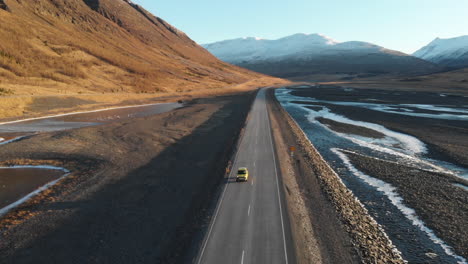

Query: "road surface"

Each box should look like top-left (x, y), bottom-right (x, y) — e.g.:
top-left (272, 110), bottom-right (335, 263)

top-left (197, 89), bottom-right (295, 264)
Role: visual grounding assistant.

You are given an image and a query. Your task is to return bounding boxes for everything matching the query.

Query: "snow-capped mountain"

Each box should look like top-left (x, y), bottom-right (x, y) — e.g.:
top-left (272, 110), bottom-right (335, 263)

top-left (204, 33), bottom-right (384, 63)
top-left (203, 33), bottom-right (440, 78)
top-left (203, 33), bottom-right (340, 63)
top-left (413, 36), bottom-right (468, 68)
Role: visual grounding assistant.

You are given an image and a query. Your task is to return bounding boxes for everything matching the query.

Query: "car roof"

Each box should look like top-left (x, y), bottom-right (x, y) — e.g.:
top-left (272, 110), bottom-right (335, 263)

top-left (238, 167), bottom-right (248, 170)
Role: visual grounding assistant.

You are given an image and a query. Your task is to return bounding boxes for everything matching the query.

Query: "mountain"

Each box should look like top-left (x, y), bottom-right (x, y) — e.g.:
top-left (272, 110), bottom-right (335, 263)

top-left (0, 0), bottom-right (259, 95)
top-left (413, 36), bottom-right (468, 68)
top-left (203, 33), bottom-right (441, 78)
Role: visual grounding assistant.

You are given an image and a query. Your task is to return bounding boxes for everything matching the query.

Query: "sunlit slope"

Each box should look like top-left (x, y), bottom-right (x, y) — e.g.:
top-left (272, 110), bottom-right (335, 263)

top-left (0, 0), bottom-right (260, 95)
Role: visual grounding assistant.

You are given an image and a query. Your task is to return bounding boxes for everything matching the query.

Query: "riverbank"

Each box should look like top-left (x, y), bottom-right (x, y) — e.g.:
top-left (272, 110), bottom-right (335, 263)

top-left (277, 84), bottom-right (468, 262)
top-left (267, 89), bottom-right (404, 263)
top-left (291, 86), bottom-right (468, 169)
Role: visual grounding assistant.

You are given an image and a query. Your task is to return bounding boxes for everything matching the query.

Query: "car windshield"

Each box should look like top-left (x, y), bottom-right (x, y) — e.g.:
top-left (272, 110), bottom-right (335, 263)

top-left (237, 170), bottom-right (246, 174)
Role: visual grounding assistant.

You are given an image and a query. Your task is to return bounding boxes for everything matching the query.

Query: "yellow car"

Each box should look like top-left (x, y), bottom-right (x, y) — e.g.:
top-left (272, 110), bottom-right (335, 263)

top-left (236, 167), bottom-right (249, 182)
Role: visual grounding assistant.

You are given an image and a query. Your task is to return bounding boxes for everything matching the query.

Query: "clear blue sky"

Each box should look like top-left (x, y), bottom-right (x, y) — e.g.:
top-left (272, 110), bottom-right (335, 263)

top-left (132, 0), bottom-right (468, 54)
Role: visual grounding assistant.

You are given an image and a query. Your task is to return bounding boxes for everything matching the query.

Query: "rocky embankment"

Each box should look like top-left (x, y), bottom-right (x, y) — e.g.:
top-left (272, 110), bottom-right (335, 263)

top-left (269, 90), bottom-right (405, 263)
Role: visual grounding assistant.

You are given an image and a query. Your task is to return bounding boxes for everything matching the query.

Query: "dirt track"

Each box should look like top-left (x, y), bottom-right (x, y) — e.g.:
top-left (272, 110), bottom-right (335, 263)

top-left (0, 92), bottom-right (255, 263)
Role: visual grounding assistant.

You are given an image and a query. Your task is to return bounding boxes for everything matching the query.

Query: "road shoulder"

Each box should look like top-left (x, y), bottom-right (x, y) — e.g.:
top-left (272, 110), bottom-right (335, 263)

top-left (268, 90), bottom-right (324, 264)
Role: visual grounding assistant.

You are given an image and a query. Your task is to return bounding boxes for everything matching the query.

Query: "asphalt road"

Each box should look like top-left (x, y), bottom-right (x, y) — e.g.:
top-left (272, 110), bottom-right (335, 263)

top-left (197, 89), bottom-right (295, 264)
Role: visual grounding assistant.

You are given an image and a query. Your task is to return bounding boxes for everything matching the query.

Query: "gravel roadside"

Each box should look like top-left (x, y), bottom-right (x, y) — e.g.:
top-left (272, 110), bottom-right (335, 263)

top-left (0, 92), bottom-right (255, 264)
top-left (268, 90), bottom-right (359, 264)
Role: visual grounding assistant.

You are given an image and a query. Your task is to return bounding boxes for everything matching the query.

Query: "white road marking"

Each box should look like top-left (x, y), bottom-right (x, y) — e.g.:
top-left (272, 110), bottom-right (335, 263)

top-left (265, 92), bottom-right (289, 264)
top-left (197, 131), bottom-right (245, 264)
top-left (248, 204), bottom-right (251, 216)
top-left (197, 90), bottom-right (289, 264)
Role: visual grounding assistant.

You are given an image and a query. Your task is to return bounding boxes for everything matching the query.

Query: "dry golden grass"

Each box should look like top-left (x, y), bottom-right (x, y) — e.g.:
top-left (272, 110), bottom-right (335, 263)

top-left (0, 87), bottom-right (13, 95)
top-left (0, 77), bottom-right (289, 120)
top-left (316, 68), bottom-right (468, 96)
top-left (0, 0), bottom-right (267, 119)
top-left (0, 97), bottom-right (33, 118)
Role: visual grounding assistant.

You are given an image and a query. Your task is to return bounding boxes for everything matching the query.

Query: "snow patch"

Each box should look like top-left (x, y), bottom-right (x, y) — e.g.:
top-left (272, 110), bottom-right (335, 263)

top-left (333, 149), bottom-right (467, 264)
top-left (297, 98), bottom-right (468, 121)
top-left (305, 106), bottom-right (427, 154)
top-left (400, 104), bottom-right (468, 114)
top-left (0, 165), bottom-right (69, 172)
top-left (0, 136), bottom-right (26, 146)
top-left (302, 106), bottom-right (467, 177)
top-left (413, 35), bottom-right (468, 62)
top-left (278, 89), bottom-right (468, 180)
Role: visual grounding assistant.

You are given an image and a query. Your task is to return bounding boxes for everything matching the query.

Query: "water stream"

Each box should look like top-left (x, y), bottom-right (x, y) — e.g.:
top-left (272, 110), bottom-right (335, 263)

top-left (0, 102), bottom-right (182, 217)
top-left (276, 87), bottom-right (467, 263)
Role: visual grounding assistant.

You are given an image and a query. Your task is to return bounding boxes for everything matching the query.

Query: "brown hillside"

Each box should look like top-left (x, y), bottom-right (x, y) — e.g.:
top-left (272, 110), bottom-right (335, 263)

top-left (0, 0), bottom-right (264, 98)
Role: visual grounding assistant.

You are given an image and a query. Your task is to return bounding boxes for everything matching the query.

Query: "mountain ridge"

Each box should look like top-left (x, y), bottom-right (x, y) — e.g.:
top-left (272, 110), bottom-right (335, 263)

top-left (413, 36), bottom-right (468, 69)
top-left (203, 33), bottom-right (440, 78)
